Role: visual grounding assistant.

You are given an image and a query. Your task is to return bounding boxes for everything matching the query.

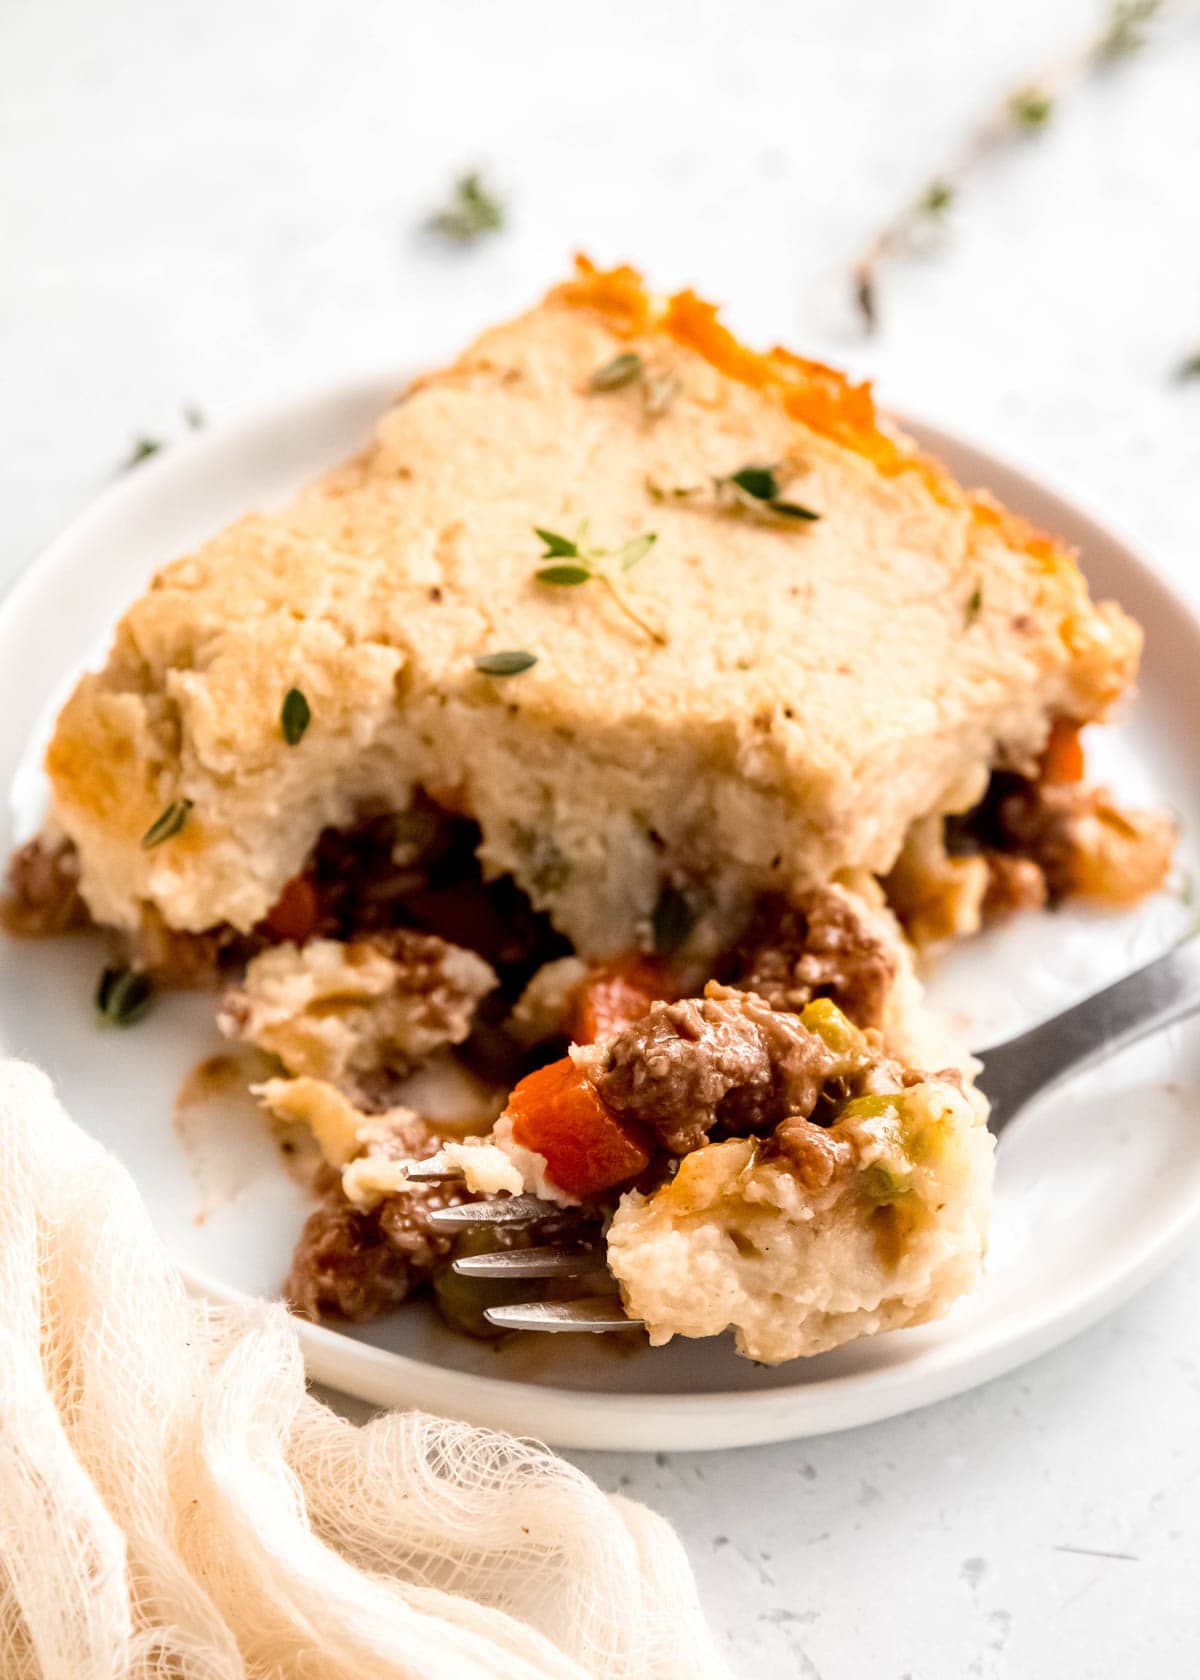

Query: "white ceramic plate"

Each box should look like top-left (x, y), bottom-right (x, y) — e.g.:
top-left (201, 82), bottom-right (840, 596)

top-left (2, 374), bottom-right (1197, 1452)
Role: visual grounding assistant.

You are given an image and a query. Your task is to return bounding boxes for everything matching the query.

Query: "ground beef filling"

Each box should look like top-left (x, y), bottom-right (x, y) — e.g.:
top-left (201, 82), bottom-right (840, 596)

top-left (1, 837), bottom-right (88, 936)
top-left (285, 1166), bottom-right (466, 1321)
top-left (987, 778), bottom-right (1174, 906)
top-left (592, 983), bottom-right (875, 1156)
top-left (732, 885), bottom-right (897, 1029)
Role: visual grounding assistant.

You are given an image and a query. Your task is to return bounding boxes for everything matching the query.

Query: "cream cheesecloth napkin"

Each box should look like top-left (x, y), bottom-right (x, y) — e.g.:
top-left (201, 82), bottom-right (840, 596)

top-left (0, 1060), bottom-right (727, 1680)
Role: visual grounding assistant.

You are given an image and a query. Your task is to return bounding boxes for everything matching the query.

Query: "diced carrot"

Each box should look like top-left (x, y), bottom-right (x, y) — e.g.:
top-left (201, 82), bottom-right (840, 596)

top-left (259, 875), bottom-right (319, 944)
top-left (506, 1057), bottom-right (652, 1199)
top-left (1041, 718), bottom-right (1086, 785)
top-left (569, 954), bottom-right (673, 1045)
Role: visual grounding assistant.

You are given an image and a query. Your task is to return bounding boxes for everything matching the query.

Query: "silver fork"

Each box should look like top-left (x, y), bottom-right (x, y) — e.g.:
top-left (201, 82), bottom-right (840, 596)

top-left (411, 934), bottom-right (1200, 1334)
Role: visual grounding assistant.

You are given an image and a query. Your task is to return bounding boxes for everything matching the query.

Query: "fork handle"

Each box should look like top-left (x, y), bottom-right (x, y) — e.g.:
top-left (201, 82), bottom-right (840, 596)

top-left (975, 932), bottom-right (1200, 1134)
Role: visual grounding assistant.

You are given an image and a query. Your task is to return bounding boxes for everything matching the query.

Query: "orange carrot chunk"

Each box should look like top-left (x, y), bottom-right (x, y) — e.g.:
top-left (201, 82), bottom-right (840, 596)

top-left (259, 875), bottom-right (319, 944)
top-left (506, 1058), bottom-right (652, 1199)
top-left (569, 954), bottom-right (673, 1045)
top-left (1041, 718), bottom-right (1086, 785)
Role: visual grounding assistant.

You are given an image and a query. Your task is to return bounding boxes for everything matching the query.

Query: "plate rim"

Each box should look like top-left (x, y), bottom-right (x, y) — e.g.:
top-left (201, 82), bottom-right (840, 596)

top-left (3, 369), bottom-right (1198, 1451)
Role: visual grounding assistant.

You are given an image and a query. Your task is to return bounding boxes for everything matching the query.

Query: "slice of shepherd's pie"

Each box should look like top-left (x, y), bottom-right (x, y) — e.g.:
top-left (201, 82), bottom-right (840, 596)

top-left (4, 260), bottom-right (1174, 1360)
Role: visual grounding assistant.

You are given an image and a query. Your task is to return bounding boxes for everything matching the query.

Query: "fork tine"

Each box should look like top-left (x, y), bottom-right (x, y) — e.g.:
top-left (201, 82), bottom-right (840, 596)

top-left (484, 1298), bottom-right (644, 1333)
top-left (452, 1245), bottom-right (601, 1279)
top-left (403, 1158), bottom-right (466, 1184)
top-left (427, 1193), bottom-right (562, 1230)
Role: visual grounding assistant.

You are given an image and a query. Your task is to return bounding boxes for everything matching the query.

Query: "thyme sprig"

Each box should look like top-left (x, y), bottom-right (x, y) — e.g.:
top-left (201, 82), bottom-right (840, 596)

top-left (533, 523), bottom-right (665, 644)
top-left (850, 0), bottom-right (1167, 331)
top-left (428, 171), bottom-right (505, 244)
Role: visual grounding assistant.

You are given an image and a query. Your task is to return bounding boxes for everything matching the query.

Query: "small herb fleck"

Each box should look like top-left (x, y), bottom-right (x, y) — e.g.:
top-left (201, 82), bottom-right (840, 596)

top-left (95, 964), bottom-right (154, 1027)
top-left (183, 403), bottom-right (206, 430)
top-left (652, 883), bottom-right (696, 954)
top-left (1174, 350), bottom-right (1200, 383)
top-left (590, 352), bottom-right (643, 392)
top-left (1009, 86), bottom-right (1054, 130)
top-left (645, 478), bottom-right (702, 503)
top-left (281, 687), bottom-right (311, 745)
top-left (964, 586), bottom-right (983, 626)
top-left (122, 436), bottom-right (163, 471)
top-left (428, 171), bottom-right (505, 243)
top-left (141, 798), bottom-right (193, 849)
top-left (474, 649), bottom-right (538, 677)
top-left (919, 179), bottom-right (955, 216)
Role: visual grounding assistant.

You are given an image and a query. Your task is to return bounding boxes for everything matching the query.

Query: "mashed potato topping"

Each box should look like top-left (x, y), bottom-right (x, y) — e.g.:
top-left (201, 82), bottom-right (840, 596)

top-left (607, 1079), bottom-right (992, 1362)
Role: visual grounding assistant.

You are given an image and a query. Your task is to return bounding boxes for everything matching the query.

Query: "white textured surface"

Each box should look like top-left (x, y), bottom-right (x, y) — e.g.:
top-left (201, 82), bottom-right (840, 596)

top-left (3, 1), bottom-right (1200, 1674)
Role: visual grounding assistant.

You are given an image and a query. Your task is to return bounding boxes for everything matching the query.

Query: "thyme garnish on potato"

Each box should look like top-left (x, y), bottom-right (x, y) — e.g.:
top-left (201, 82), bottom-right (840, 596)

top-left (533, 524), bottom-right (665, 644)
top-left (474, 650), bottom-right (539, 677)
top-left (280, 688), bottom-right (311, 745)
top-left (588, 352), bottom-right (680, 420)
top-left (141, 799), bottom-right (193, 849)
top-left (718, 465), bottom-right (820, 523)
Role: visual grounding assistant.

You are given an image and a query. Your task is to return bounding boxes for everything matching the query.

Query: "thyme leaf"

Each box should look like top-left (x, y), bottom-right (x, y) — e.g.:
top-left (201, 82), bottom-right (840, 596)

top-left (615, 532), bottom-right (657, 571)
top-left (1009, 86), bottom-right (1055, 130)
top-left (918, 179), bottom-right (955, 216)
top-left (95, 965), bottom-right (155, 1028)
top-left (536, 563), bottom-right (593, 586)
top-left (719, 463), bottom-right (821, 523)
top-left (141, 798), bottom-right (193, 849)
top-left (642, 371), bottom-right (681, 419)
top-left (587, 351), bottom-right (680, 419)
top-left (1096, 0), bottom-right (1162, 61)
top-left (729, 465), bottom-right (781, 501)
top-left (590, 352), bottom-right (643, 391)
top-left (1174, 350), bottom-right (1200, 383)
top-left (428, 171), bottom-right (505, 243)
top-left (123, 436), bottom-right (163, 470)
top-left (281, 687), bottom-right (311, 745)
top-left (474, 650), bottom-right (538, 677)
top-left (533, 528), bottom-right (580, 558)
top-left (964, 585), bottom-right (983, 626)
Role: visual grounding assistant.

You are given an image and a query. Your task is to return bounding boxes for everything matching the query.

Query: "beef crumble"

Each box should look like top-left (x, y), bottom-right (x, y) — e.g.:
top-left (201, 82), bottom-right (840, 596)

top-left (767, 1114), bottom-right (855, 1193)
top-left (732, 884), bottom-right (897, 1029)
top-left (2, 836), bottom-right (88, 936)
top-left (990, 779), bottom-right (1174, 906)
top-left (285, 1165), bottom-right (466, 1321)
top-left (592, 982), bottom-right (874, 1155)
